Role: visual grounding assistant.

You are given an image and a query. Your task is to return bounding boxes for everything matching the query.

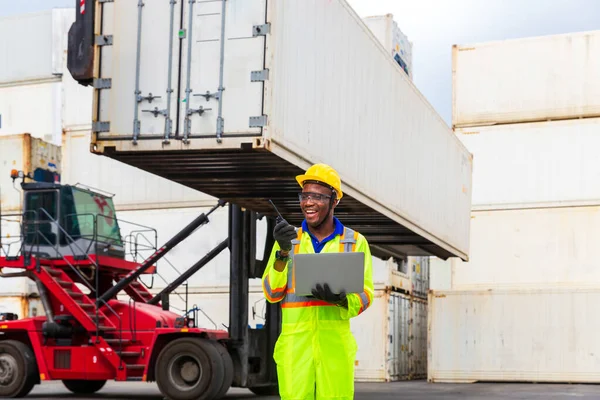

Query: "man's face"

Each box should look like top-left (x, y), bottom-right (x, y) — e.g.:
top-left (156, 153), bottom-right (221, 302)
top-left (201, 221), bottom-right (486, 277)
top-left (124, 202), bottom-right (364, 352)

top-left (300, 183), bottom-right (335, 227)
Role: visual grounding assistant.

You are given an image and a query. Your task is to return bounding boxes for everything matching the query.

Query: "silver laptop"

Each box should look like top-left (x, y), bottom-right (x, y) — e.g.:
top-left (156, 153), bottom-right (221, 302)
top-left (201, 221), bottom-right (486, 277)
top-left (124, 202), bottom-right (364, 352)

top-left (293, 252), bottom-right (365, 296)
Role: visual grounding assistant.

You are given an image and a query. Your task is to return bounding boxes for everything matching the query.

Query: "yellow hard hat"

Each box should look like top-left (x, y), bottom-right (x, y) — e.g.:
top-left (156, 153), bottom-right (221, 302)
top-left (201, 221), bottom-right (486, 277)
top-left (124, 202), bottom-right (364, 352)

top-left (296, 163), bottom-right (343, 200)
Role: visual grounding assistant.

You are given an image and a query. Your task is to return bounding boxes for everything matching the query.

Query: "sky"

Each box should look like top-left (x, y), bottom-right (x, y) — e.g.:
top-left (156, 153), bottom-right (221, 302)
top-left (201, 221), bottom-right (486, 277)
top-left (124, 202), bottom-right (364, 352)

top-left (1, 0), bottom-right (599, 125)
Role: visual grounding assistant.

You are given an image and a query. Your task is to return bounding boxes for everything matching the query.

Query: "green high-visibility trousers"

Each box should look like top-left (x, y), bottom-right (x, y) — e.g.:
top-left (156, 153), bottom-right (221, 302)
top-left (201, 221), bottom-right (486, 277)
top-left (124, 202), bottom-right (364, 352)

top-left (262, 225), bottom-right (374, 400)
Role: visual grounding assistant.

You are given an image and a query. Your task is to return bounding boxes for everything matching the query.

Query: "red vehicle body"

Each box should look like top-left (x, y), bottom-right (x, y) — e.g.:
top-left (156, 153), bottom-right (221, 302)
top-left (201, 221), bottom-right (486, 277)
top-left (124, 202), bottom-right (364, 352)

top-left (0, 176), bottom-right (280, 399)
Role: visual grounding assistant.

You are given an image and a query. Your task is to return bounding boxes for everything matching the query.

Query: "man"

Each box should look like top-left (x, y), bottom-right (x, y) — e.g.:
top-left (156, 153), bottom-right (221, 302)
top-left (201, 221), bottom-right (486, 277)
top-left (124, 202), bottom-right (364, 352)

top-left (262, 163), bottom-right (374, 400)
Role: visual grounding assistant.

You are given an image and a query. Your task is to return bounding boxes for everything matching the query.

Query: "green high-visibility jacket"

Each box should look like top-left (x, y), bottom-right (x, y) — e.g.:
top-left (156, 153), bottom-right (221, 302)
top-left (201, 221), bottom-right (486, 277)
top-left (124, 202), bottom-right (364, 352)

top-left (262, 224), bottom-right (374, 400)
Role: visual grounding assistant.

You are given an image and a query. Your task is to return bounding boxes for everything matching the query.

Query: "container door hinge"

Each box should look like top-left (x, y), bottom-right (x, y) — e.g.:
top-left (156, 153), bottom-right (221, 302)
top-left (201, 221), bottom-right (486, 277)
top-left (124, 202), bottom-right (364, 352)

top-left (249, 115), bottom-right (267, 127)
top-left (253, 23), bottom-right (271, 37)
top-left (251, 69), bottom-right (269, 82)
top-left (95, 35), bottom-right (113, 46)
top-left (93, 78), bottom-right (112, 89)
top-left (93, 121), bottom-right (110, 132)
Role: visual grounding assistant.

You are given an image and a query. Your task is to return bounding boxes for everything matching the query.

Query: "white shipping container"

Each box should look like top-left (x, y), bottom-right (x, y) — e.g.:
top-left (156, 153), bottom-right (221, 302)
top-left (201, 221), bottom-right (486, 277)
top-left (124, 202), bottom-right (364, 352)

top-left (450, 206), bottom-right (600, 290)
top-left (452, 30), bottom-right (600, 128)
top-left (457, 118), bottom-right (600, 209)
top-left (352, 289), bottom-right (427, 381)
top-left (0, 82), bottom-right (63, 145)
top-left (0, 134), bottom-right (62, 213)
top-left (429, 257), bottom-right (452, 291)
top-left (0, 70), bottom-right (93, 145)
top-left (362, 14), bottom-right (413, 79)
top-left (0, 9), bottom-right (73, 84)
top-left (428, 288), bottom-right (600, 383)
top-left (62, 131), bottom-right (216, 211)
top-left (91, 0), bottom-right (473, 262)
top-left (117, 206), bottom-right (248, 290)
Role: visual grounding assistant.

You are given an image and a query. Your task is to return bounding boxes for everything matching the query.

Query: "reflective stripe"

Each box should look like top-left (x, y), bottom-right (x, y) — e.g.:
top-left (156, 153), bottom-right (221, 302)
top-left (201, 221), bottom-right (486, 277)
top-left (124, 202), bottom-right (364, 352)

top-left (282, 292), bottom-right (334, 308)
top-left (263, 275), bottom-right (286, 302)
top-left (357, 291), bottom-right (371, 315)
top-left (352, 230), bottom-right (358, 252)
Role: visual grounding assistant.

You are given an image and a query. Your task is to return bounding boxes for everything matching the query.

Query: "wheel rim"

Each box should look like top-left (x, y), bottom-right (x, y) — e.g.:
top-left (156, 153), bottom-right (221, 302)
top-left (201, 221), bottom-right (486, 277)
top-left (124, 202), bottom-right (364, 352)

top-left (167, 353), bottom-right (203, 392)
top-left (0, 354), bottom-right (17, 386)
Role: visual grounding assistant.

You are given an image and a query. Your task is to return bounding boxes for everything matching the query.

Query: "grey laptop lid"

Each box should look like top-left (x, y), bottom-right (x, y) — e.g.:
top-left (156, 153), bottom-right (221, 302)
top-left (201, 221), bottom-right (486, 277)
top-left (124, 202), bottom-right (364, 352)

top-left (293, 252), bottom-right (365, 296)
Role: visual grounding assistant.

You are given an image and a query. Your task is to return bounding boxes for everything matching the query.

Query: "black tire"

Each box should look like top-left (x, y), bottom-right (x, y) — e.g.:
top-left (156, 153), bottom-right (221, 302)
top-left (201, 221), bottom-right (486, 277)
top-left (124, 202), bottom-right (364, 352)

top-left (206, 341), bottom-right (234, 400)
top-left (155, 338), bottom-right (225, 400)
top-left (249, 385), bottom-right (279, 396)
top-left (62, 379), bottom-right (106, 394)
top-left (0, 340), bottom-right (38, 398)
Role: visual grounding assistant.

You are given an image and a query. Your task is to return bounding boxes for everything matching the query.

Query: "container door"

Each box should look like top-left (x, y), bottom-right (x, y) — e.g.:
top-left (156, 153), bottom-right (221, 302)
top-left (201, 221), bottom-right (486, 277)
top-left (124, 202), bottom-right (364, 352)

top-left (410, 299), bottom-right (428, 377)
top-left (178, 0), bottom-right (267, 141)
top-left (389, 292), bottom-right (411, 381)
top-left (99, 0), bottom-right (183, 140)
top-left (400, 295), bottom-right (410, 378)
top-left (387, 293), bottom-right (398, 380)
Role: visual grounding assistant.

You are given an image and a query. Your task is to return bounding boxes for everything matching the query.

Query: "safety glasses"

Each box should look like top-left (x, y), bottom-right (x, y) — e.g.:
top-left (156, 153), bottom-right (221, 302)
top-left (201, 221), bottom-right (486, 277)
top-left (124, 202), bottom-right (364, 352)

top-left (298, 192), bottom-right (332, 203)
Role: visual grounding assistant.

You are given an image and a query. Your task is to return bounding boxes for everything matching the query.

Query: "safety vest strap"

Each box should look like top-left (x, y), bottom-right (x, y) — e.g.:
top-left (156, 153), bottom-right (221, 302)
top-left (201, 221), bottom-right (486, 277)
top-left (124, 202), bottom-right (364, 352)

top-left (339, 226), bottom-right (358, 253)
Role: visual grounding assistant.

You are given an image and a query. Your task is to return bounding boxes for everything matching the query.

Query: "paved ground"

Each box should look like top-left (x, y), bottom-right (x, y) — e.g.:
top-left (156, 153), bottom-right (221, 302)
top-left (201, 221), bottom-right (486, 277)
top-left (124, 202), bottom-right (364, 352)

top-left (27, 380), bottom-right (600, 399)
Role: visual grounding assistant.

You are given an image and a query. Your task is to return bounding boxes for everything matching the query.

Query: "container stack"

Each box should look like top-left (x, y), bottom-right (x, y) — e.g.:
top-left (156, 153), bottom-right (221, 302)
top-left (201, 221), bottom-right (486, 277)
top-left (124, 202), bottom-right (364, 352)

top-left (429, 30), bottom-right (600, 383)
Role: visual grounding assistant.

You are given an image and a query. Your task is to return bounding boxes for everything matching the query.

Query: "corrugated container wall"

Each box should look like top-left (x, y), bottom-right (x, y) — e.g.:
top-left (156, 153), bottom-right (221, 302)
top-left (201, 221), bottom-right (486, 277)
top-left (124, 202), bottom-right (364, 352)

top-left (0, 134), bottom-right (62, 213)
top-left (91, 0), bottom-right (473, 261)
top-left (452, 30), bottom-right (600, 128)
top-left (62, 131), bottom-right (216, 211)
top-left (456, 118), bottom-right (600, 209)
top-left (428, 289), bottom-right (600, 383)
top-left (362, 14), bottom-right (413, 80)
top-left (448, 206), bottom-right (600, 290)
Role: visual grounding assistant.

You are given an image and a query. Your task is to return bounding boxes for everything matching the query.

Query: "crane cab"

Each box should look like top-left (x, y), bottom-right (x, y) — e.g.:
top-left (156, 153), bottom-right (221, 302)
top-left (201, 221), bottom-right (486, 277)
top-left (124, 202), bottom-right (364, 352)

top-left (21, 182), bottom-right (125, 260)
